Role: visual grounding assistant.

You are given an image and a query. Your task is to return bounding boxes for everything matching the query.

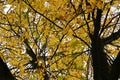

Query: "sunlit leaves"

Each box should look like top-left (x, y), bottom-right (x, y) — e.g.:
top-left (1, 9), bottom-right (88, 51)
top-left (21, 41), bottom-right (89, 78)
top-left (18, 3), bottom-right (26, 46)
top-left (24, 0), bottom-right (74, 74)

top-left (0, 0), bottom-right (120, 79)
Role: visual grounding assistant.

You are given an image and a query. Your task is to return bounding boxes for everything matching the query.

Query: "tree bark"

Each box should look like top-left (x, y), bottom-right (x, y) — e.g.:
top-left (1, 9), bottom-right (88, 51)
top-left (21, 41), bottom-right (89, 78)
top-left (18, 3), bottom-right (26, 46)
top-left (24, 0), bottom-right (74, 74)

top-left (91, 37), bottom-right (110, 80)
top-left (44, 71), bottom-right (49, 80)
top-left (0, 57), bottom-right (16, 80)
top-left (110, 51), bottom-right (120, 80)
top-left (90, 8), bottom-right (110, 80)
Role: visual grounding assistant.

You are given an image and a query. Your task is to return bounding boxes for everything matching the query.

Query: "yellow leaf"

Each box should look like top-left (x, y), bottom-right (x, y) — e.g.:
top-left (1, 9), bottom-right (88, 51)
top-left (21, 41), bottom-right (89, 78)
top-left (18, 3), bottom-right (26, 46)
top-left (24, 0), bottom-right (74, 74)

top-left (97, 1), bottom-right (104, 9)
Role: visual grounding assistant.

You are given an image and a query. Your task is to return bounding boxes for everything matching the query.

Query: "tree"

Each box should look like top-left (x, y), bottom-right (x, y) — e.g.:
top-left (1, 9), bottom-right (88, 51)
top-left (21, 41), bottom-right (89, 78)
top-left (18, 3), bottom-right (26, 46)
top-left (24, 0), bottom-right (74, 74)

top-left (0, 0), bottom-right (120, 80)
top-left (0, 57), bottom-right (16, 80)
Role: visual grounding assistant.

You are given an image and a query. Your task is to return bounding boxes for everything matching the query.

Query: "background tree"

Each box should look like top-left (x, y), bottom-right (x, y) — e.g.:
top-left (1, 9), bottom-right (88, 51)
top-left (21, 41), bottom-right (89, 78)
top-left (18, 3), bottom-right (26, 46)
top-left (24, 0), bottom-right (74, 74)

top-left (0, 0), bottom-right (120, 80)
top-left (0, 57), bottom-right (16, 80)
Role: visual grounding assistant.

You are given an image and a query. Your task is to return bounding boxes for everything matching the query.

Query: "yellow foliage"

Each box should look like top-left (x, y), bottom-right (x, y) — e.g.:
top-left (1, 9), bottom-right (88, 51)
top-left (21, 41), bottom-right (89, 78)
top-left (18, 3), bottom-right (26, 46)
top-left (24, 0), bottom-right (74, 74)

top-left (0, 0), bottom-right (119, 79)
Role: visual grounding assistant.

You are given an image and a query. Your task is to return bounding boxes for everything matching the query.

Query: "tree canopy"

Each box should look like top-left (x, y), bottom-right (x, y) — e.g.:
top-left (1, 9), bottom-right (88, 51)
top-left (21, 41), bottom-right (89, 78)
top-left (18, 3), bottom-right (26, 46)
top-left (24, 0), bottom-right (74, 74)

top-left (0, 0), bottom-right (120, 80)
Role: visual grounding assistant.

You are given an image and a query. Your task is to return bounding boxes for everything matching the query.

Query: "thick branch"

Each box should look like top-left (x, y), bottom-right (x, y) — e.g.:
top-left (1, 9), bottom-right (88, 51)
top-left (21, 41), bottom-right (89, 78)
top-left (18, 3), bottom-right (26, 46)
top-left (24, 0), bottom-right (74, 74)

top-left (102, 29), bottom-right (120, 45)
top-left (93, 8), bottom-right (102, 37)
top-left (24, 39), bottom-right (37, 62)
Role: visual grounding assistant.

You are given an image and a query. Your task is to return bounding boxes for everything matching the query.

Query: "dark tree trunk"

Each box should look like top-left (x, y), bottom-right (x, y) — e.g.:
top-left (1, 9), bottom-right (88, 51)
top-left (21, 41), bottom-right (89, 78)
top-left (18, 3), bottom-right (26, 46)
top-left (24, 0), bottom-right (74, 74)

top-left (110, 52), bottom-right (120, 80)
top-left (0, 57), bottom-right (16, 80)
top-left (44, 71), bottom-right (49, 80)
top-left (90, 8), bottom-right (110, 80)
top-left (91, 37), bottom-right (110, 80)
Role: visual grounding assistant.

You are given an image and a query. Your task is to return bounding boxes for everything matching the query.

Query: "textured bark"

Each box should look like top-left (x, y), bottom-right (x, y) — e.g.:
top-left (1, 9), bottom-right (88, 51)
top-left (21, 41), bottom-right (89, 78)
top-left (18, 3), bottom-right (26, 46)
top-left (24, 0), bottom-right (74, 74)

top-left (0, 57), bottom-right (16, 80)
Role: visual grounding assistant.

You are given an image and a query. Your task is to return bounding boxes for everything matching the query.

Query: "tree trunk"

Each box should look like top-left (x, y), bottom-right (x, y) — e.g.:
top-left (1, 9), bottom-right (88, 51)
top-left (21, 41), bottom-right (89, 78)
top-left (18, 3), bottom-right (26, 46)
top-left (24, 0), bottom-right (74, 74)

top-left (110, 51), bottom-right (120, 80)
top-left (0, 57), bottom-right (16, 80)
top-left (44, 71), bottom-right (49, 80)
top-left (91, 38), bottom-right (110, 80)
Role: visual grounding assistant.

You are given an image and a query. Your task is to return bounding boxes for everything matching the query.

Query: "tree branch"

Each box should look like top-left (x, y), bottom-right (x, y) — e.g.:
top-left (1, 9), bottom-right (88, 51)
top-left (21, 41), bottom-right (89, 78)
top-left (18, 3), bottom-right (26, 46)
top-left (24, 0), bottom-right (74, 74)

top-left (102, 29), bottom-right (120, 45)
top-left (93, 8), bottom-right (102, 37)
top-left (73, 34), bottom-right (90, 48)
top-left (24, 38), bottom-right (37, 62)
top-left (105, 13), bottom-right (120, 28)
top-left (83, 12), bottom-right (92, 39)
top-left (51, 35), bottom-right (65, 60)
top-left (23, 0), bottom-right (63, 30)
